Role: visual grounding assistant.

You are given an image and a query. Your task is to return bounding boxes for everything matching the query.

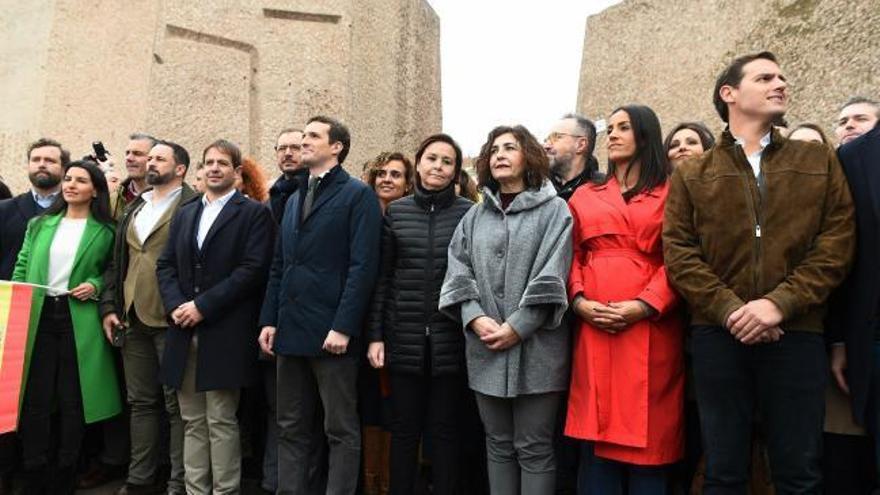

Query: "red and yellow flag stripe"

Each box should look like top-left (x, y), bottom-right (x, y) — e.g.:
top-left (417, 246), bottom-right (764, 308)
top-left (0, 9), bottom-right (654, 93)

top-left (0, 282), bottom-right (35, 433)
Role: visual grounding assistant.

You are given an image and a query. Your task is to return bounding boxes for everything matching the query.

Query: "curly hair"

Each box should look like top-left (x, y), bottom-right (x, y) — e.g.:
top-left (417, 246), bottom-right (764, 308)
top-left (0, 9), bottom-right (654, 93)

top-left (364, 152), bottom-right (414, 192)
top-left (475, 125), bottom-right (548, 192)
top-left (238, 156), bottom-right (269, 202)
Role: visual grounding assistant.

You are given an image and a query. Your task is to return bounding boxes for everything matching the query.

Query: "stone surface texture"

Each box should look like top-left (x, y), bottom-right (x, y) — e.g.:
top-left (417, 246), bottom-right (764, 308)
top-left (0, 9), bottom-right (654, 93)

top-left (0, 0), bottom-right (441, 193)
top-left (578, 0), bottom-right (880, 160)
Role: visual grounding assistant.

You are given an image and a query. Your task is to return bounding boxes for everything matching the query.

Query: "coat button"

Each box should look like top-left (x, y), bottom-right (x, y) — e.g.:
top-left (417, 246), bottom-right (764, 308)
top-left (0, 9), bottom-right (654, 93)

top-left (496, 291), bottom-right (504, 299)
top-left (496, 251), bottom-right (504, 258)
top-left (194, 286), bottom-right (200, 293)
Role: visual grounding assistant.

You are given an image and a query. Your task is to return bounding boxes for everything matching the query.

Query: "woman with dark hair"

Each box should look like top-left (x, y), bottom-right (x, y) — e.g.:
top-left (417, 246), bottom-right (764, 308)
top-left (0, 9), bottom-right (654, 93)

top-left (367, 133), bottom-right (473, 494)
top-left (788, 123), bottom-right (832, 145)
top-left (440, 125), bottom-right (573, 494)
top-left (236, 156), bottom-right (269, 202)
top-left (12, 160), bottom-right (121, 493)
top-left (566, 105), bottom-right (683, 494)
top-left (366, 152), bottom-right (414, 213)
top-left (664, 121), bottom-right (716, 168)
top-left (456, 169), bottom-right (480, 202)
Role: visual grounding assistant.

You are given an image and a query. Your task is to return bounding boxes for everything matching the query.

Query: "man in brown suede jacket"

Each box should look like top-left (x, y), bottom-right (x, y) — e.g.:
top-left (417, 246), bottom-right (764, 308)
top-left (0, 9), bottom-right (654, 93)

top-left (663, 51), bottom-right (855, 493)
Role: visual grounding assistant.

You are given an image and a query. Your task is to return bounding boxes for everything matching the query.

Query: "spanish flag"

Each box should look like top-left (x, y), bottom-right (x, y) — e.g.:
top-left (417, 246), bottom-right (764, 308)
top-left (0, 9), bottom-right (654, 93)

top-left (0, 281), bottom-right (35, 433)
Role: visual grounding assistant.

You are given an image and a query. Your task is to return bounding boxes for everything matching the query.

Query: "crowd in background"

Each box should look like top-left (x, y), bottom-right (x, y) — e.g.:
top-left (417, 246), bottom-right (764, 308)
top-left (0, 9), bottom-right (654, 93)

top-left (0, 50), bottom-right (879, 495)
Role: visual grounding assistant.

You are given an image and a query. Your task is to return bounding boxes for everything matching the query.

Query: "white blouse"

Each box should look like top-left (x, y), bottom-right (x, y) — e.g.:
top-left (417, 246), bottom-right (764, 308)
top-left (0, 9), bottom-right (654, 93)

top-left (47, 218), bottom-right (87, 296)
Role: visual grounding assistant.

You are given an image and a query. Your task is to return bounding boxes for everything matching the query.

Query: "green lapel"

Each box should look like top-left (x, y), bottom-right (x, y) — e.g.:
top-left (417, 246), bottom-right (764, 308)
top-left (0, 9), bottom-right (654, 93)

top-left (29, 214), bottom-right (61, 286)
top-left (71, 216), bottom-right (104, 275)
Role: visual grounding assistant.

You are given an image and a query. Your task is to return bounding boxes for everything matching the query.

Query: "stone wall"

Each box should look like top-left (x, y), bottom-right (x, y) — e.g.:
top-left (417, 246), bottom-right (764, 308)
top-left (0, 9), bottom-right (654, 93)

top-left (578, 0), bottom-right (880, 157)
top-left (0, 0), bottom-right (441, 194)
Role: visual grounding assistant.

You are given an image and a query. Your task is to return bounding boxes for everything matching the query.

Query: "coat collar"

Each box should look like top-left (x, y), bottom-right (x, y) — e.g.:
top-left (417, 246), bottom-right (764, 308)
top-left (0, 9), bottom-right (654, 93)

top-left (302, 165), bottom-right (349, 222)
top-left (197, 190), bottom-right (246, 252)
top-left (34, 213), bottom-right (109, 282)
top-left (413, 182), bottom-right (456, 211)
top-left (482, 179), bottom-right (558, 213)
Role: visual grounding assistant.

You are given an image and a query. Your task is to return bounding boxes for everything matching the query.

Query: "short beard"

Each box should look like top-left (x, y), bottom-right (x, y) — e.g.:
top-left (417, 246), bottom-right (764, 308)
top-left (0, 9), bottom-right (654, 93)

top-left (146, 170), bottom-right (175, 186)
top-left (29, 171), bottom-right (61, 189)
top-left (549, 156), bottom-right (572, 181)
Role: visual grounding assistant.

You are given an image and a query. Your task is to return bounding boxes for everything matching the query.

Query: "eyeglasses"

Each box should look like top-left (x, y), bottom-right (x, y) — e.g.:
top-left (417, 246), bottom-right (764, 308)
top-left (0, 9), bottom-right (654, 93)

top-left (275, 144), bottom-right (301, 153)
top-left (544, 132), bottom-right (586, 144)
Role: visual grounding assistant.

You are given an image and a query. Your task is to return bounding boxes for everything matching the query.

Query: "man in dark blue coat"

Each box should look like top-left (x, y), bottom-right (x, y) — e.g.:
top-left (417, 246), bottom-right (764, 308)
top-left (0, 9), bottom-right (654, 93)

top-left (259, 115), bottom-right (381, 494)
top-left (0, 138), bottom-right (67, 279)
top-left (829, 120), bottom-right (880, 487)
top-left (0, 138), bottom-right (66, 492)
top-left (157, 139), bottom-right (274, 494)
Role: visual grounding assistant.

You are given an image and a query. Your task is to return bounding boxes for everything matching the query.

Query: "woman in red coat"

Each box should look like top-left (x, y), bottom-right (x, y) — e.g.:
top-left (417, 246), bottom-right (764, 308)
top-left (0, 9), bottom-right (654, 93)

top-left (565, 105), bottom-right (684, 494)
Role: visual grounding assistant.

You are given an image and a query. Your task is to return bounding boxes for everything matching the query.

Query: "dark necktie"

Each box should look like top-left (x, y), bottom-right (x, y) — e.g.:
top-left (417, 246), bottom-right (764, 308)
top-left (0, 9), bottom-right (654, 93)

top-left (302, 176), bottom-right (320, 219)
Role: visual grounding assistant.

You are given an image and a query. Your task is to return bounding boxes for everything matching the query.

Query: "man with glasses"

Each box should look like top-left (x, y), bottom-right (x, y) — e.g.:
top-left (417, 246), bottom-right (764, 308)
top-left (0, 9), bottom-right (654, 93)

top-left (268, 128), bottom-right (305, 222)
top-left (542, 113), bottom-right (602, 493)
top-left (543, 113), bottom-right (600, 201)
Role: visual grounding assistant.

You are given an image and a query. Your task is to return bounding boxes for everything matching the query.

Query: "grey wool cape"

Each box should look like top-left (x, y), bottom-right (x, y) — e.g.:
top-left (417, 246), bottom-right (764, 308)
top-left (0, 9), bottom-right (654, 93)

top-left (439, 180), bottom-right (573, 398)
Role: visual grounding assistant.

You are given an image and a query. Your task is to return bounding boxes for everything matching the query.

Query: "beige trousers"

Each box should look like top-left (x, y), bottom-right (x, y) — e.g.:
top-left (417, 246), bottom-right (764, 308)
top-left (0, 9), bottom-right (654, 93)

top-left (176, 335), bottom-right (241, 495)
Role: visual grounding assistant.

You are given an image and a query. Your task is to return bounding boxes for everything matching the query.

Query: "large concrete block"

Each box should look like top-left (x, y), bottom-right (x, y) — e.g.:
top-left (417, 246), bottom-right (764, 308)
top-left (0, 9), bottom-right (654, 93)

top-left (578, 0), bottom-right (880, 161)
top-left (0, 0), bottom-right (441, 193)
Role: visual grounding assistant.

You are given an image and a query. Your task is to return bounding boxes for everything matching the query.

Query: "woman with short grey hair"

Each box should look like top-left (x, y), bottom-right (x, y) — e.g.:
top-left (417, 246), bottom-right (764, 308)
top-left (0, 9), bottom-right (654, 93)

top-left (440, 125), bottom-right (573, 495)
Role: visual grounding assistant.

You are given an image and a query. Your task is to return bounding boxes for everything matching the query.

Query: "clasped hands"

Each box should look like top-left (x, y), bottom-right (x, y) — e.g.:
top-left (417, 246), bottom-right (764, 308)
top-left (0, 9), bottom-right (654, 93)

top-left (573, 297), bottom-right (652, 334)
top-left (469, 317), bottom-right (521, 351)
top-left (171, 301), bottom-right (204, 328)
top-left (725, 298), bottom-right (785, 345)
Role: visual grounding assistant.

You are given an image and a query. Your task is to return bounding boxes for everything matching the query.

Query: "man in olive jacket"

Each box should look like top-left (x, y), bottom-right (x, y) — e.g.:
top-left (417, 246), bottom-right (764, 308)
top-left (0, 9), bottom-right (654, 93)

top-left (100, 140), bottom-right (197, 494)
top-left (663, 52), bottom-right (855, 493)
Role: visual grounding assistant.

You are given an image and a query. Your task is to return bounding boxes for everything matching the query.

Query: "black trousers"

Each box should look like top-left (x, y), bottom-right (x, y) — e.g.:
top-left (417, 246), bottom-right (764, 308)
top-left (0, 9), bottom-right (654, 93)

top-left (388, 370), bottom-right (465, 495)
top-left (691, 325), bottom-right (826, 495)
top-left (19, 296), bottom-right (84, 469)
top-left (277, 355), bottom-right (359, 495)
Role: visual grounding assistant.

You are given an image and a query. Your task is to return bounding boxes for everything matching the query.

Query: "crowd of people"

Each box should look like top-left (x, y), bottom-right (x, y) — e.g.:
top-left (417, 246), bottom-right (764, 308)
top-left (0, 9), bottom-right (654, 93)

top-left (0, 50), bottom-right (878, 495)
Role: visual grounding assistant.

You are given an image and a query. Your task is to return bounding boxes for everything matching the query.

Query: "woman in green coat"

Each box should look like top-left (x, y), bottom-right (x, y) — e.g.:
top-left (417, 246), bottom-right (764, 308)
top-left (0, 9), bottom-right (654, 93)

top-left (12, 160), bottom-right (121, 493)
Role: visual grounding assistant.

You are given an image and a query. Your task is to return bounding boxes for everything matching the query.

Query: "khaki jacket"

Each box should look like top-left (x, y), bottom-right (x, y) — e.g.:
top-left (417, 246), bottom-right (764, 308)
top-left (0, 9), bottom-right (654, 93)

top-left (100, 184), bottom-right (199, 326)
top-left (663, 128), bottom-right (855, 332)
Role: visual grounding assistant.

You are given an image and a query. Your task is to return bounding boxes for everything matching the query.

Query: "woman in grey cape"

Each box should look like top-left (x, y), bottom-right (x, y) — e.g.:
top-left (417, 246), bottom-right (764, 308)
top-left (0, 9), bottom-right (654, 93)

top-left (439, 125), bottom-right (573, 495)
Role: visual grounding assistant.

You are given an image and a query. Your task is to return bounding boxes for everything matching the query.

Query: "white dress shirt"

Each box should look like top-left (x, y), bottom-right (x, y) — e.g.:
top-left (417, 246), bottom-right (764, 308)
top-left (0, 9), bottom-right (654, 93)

top-left (47, 217), bottom-right (87, 296)
top-left (197, 189), bottom-right (236, 249)
top-left (734, 131), bottom-right (772, 178)
top-left (134, 187), bottom-right (182, 243)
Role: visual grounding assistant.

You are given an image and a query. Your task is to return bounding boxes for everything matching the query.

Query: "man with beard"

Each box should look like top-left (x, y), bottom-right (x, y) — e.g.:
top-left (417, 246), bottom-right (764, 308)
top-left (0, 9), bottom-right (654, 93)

top-left (101, 140), bottom-right (197, 494)
top-left (543, 113), bottom-right (600, 201)
top-left (542, 114), bottom-right (600, 494)
top-left (0, 138), bottom-right (67, 493)
top-left (111, 133), bottom-right (157, 219)
top-left (0, 138), bottom-right (67, 279)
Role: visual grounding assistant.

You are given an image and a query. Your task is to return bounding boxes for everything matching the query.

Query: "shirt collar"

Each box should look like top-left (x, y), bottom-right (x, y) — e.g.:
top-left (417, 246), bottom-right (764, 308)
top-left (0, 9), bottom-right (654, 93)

top-left (142, 186), bottom-right (182, 205)
top-left (32, 189), bottom-right (58, 201)
top-left (309, 164), bottom-right (339, 181)
top-left (733, 131), bottom-right (772, 153)
top-left (201, 188), bottom-right (236, 207)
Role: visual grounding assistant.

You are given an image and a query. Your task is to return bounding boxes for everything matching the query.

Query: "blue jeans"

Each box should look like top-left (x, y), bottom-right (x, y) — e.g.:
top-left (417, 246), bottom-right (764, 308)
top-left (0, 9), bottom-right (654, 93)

top-left (577, 443), bottom-right (668, 495)
top-left (691, 326), bottom-right (826, 495)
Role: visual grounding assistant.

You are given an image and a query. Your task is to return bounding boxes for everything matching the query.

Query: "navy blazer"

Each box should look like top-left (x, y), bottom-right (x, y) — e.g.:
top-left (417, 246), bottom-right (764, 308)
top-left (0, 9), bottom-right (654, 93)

top-left (259, 166), bottom-right (382, 357)
top-left (157, 191), bottom-right (274, 391)
top-left (829, 124), bottom-right (880, 423)
top-left (0, 193), bottom-right (43, 280)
